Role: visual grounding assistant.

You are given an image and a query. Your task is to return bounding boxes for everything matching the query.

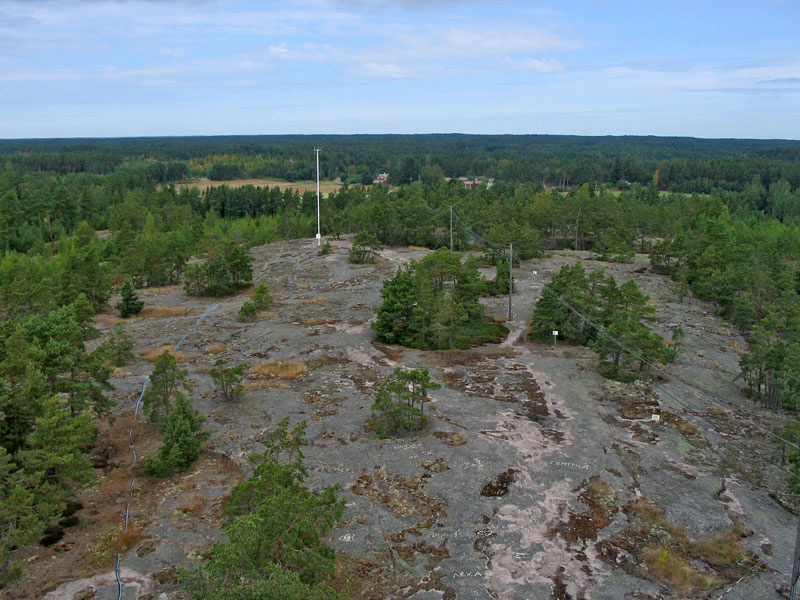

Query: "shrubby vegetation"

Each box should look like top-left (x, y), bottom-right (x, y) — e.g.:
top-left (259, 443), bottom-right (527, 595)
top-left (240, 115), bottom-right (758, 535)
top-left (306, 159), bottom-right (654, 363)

top-left (238, 283), bottom-right (273, 322)
top-left (209, 359), bottom-right (245, 402)
top-left (373, 248), bottom-right (504, 349)
top-left (348, 231), bottom-right (382, 264)
top-left (0, 301), bottom-right (104, 583)
top-left (143, 351), bottom-right (208, 477)
top-left (184, 238), bottom-right (253, 297)
top-left (181, 417), bottom-right (343, 599)
top-left (531, 263), bottom-right (678, 381)
top-left (370, 367), bottom-right (440, 438)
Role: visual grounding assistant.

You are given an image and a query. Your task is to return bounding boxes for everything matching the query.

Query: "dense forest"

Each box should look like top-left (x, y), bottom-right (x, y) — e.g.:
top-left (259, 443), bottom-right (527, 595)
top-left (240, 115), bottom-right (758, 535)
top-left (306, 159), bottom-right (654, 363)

top-left (2, 133), bottom-right (800, 191)
top-left (0, 134), bottom-right (799, 590)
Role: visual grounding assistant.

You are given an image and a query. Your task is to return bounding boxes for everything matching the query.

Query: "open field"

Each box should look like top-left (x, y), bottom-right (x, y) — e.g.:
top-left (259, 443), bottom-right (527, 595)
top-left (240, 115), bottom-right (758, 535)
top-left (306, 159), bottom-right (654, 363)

top-left (12, 238), bottom-right (795, 600)
top-left (176, 177), bottom-right (342, 194)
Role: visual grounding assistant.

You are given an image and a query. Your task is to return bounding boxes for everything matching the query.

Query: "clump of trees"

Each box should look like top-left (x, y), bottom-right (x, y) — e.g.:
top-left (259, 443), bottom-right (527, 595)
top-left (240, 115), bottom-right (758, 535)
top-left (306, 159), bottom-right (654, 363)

top-left (0, 301), bottom-right (107, 585)
top-left (370, 367), bottom-right (440, 438)
top-left (650, 211), bottom-right (800, 413)
top-left (531, 263), bottom-right (678, 381)
top-left (373, 248), bottom-right (504, 349)
top-left (143, 351), bottom-right (207, 477)
top-left (181, 417), bottom-right (344, 600)
top-left (184, 239), bottom-right (252, 297)
top-left (238, 283), bottom-right (273, 322)
top-left (348, 231), bottom-right (382, 264)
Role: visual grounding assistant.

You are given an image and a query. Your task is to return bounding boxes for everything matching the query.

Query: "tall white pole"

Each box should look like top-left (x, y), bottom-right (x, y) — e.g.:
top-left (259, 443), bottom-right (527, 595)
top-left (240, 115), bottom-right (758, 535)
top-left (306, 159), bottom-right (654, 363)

top-left (450, 206), bottom-right (453, 251)
top-left (315, 148), bottom-right (321, 246)
top-left (508, 243), bottom-right (513, 321)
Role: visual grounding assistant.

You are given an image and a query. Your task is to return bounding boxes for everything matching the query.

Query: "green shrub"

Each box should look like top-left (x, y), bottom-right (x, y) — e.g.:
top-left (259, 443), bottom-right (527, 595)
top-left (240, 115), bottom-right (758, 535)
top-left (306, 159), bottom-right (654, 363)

top-left (209, 359), bottom-right (245, 402)
top-left (237, 301), bottom-right (259, 322)
top-left (370, 367), bottom-right (440, 438)
top-left (145, 396), bottom-right (208, 478)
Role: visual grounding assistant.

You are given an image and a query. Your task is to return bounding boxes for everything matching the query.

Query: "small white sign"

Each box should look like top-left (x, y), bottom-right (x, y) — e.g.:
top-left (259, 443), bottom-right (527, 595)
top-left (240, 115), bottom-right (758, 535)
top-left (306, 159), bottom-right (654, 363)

top-left (552, 330), bottom-right (558, 336)
top-left (651, 414), bottom-right (661, 422)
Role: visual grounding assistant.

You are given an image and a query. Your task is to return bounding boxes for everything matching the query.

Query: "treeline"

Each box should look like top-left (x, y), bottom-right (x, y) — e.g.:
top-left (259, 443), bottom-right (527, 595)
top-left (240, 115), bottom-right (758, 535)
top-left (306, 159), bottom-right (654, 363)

top-left (651, 213), bottom-right (800, 412)
top-left (3, 134), bottom-right (800, 191)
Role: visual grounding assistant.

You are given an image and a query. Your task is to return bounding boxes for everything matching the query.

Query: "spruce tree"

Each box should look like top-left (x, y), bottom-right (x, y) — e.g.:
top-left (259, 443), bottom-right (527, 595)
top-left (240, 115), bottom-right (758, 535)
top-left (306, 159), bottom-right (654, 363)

top-left (115, 280), bottom-right (144, 318)
top-left (145, 396), bottom-right (207, 478)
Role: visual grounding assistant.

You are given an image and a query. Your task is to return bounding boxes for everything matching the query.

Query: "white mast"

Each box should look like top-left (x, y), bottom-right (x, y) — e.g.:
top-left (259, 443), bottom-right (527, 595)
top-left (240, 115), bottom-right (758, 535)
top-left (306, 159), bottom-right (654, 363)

top-left (315, 147), bottom-right (321, 246)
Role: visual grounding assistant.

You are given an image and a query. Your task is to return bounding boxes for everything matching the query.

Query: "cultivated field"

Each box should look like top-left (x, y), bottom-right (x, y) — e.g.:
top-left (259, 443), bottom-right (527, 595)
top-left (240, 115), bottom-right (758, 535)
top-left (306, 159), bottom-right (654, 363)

top-left (176, 177), bottom-right (342, 195)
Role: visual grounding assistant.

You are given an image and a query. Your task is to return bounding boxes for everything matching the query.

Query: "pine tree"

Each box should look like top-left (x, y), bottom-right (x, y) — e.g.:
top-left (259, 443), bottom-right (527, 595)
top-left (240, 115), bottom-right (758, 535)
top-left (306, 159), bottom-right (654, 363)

top-left (143, 351), bottom-right (188, 426)
top-left (99, 324), bottom-right (134, 367)
top-left (209, 359), bottom-right (245, 402)
top-left (115, 280), bottom-right (144, 318)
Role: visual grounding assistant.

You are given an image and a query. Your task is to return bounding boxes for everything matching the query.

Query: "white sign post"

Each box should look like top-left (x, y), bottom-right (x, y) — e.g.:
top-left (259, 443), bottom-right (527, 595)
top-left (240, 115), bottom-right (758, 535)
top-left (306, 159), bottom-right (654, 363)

top-left (552, 330), bottom-right (558, 348)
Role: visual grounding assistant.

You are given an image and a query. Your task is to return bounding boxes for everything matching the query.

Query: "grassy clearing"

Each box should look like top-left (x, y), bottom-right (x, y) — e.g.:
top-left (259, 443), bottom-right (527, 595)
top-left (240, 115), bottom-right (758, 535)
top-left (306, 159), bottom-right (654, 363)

top-left (248, 361), bottom-right (308, 380)
top-left (141, 346), bottom-right (189, 363)
top-left (206, 345), bottom-right (229, 355)
top-left (138, 305), bottom-right (202, 319)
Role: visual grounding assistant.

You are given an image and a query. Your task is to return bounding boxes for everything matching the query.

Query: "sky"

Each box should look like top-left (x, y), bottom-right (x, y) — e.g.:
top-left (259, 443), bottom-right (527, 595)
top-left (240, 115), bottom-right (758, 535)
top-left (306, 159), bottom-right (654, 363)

top-left (0, 0), bottom-right (798, 139)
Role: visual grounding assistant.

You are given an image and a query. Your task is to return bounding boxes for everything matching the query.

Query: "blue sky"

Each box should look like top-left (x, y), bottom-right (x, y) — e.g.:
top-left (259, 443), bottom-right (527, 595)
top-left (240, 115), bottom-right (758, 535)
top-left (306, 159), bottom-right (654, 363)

top-left (1, 0), bottom-right (798, 139)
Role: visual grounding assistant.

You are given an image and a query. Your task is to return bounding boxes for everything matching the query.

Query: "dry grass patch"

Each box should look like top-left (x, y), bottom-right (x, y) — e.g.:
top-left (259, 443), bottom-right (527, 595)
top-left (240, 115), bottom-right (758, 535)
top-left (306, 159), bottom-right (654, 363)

top-left (138, 305), bottom-right (202, 319)
top-left (94, 313), bottom-right (123, 327)
top-left (691, 531), bottom-right (745, 566)
top-left (206, 345), bottom-right (229, 355)
top-left (298, 283), bottom-right (308, 290)
top-left (300, 296), bottom-right (328, 305)
top-left (142, 346), bottom-right (189, 363)
top-left (178, 494), bottom-right (205, 515)
top-left (139, 284), bottom-right (183, 296)
top-left (615, 498), bottom-right (754, 594)
top-left (407, 245), bottom-right (430, 252)
top-left (645, 546), bottom-right (718, 593)
top-left (304, 317), bottom-right (337, 326)
top-left (254, 310), bottom-right (278, 321)
top-left (249, 361), bottom-right (308, 380)
top-left (111, 367), bottom-right (132, 378)
top-left (676, 420), bottom-right (700, 438)
top-left (88, 524), bottom-right (144, 568)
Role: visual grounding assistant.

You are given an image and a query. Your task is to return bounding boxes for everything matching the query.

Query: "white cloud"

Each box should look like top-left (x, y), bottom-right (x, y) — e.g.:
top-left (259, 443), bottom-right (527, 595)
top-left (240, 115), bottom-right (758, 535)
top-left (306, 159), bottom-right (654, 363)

top-left (504, 56), bottom-right (563, 73)
top-left (360, 61), bottom-right (413, 79)
top-left (159, 47), bottom-right (187, 57)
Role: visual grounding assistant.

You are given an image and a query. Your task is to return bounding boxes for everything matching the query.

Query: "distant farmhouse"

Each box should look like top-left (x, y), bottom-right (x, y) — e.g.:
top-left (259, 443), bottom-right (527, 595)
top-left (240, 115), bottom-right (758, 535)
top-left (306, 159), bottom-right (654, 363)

top-left (372, 173), bottom-right (389, 185)
top-left (445, 176), bottom-right (495, 189)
